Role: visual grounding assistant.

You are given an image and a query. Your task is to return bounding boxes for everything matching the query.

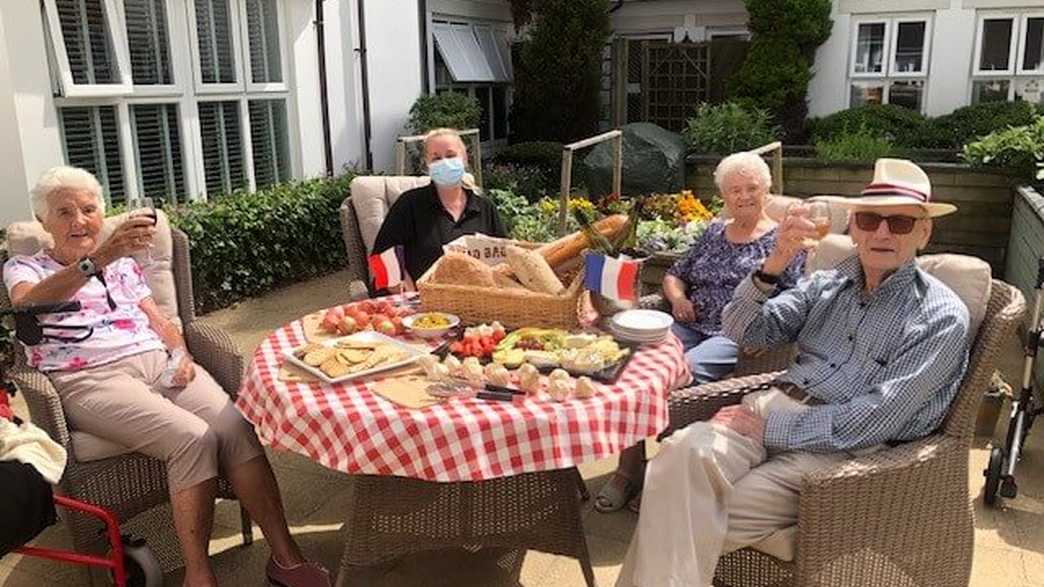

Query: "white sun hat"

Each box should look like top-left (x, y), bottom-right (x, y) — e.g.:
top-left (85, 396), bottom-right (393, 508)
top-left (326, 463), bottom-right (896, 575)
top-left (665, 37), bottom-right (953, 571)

top-left (817, 158), bottom-right (957, 218)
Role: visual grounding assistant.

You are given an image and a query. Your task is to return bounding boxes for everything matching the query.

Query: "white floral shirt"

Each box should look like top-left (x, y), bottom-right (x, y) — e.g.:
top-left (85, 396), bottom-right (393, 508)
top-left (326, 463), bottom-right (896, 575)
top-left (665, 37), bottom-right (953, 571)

top-left (3, 252), bottom-right (165, 372)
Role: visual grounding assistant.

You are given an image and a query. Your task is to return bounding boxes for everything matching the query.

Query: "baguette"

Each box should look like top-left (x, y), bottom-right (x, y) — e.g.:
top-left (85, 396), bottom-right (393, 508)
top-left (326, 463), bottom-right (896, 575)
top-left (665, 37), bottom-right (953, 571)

top-left (431, 252), bottom-right (497, 288)
top-left (505, 245), bottom-right (565, 295)
top-left (536, 214), bottom-right (628, 268)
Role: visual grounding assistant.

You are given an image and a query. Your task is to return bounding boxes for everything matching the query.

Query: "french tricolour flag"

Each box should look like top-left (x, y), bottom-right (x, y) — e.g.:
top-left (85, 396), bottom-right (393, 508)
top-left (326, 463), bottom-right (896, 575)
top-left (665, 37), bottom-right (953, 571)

top-left (584, 253), bottom-right (639, 301)
top-left (368, 246), bottom-right (405, 290)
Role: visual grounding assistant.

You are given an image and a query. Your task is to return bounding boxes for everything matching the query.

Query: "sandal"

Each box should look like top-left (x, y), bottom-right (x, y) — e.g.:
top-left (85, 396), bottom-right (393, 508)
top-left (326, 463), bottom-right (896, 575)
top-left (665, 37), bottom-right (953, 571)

top-left (594, 473), bottom-right (640, 513)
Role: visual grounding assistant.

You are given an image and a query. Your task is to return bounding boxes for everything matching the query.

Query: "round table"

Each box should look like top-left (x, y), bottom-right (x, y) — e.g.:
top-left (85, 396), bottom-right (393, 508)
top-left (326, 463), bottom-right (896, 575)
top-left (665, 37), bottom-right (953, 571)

top-left (234, 294), bottom-right (688, 585)
top-left (236, 295), bottom-right (687, 483)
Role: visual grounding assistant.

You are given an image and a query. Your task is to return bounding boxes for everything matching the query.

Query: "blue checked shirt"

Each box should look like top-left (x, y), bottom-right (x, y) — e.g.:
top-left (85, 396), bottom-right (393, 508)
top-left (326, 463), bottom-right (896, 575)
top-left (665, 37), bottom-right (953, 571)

top-left (721, 255), bottom-right (970, 454)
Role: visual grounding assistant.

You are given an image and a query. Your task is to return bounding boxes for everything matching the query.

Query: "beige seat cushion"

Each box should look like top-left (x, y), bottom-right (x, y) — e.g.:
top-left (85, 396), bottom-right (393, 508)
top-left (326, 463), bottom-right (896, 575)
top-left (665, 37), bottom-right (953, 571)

top-left (70, 430), bottom-right (131, 462)
top-left (5, 209), bottom-right (181, 329)
top-left (349, 176), bottom-right (431, 254)
top-left (804, 234), bottom-right (991, 337)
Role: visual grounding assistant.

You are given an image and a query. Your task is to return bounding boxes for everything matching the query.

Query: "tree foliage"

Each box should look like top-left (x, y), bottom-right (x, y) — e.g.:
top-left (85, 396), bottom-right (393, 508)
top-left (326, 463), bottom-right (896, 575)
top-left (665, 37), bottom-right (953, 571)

top-left (509, 0), bottom-right (610, 143)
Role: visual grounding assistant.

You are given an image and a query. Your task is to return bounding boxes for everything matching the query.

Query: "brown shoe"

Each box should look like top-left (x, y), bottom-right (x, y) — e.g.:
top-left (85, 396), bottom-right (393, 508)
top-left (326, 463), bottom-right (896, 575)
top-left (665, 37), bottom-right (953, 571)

top-left (266, 557), bottom-right (332, 587)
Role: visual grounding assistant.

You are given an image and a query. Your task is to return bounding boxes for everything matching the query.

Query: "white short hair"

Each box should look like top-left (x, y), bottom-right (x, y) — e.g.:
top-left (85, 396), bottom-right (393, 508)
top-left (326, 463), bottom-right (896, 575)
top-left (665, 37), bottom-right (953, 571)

top-left (30, 166), bottom-right (105, 221)
top-left (713, 151), bottom-right (772, 192)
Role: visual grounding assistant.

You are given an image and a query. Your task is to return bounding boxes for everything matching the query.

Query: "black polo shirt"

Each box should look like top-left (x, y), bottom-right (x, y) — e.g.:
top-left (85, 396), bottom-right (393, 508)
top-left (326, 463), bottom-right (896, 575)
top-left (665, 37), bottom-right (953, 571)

top-left (371, 184), bottom-right (507, 282)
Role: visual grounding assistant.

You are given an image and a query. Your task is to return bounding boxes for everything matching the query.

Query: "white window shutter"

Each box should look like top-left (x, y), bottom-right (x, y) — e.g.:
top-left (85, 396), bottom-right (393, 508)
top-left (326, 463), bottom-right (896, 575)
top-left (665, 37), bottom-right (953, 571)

top-left (198, 101), bottom-right (246, 196)
top-left (124, 0), bottom-right (174, 85)
top-left (248, 99), bottom-right (290, 188)
top-left (58, 105), bottom-right (126, 203)
top-left (474, 26), bottom-right (509, 82)
top-left (131, 103), bottom-right (186, 203)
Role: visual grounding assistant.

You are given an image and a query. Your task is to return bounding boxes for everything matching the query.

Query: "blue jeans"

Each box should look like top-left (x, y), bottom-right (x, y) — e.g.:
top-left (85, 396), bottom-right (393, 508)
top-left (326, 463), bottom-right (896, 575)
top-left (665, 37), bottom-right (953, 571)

top-left (671, 323), bottom-right (739, 384)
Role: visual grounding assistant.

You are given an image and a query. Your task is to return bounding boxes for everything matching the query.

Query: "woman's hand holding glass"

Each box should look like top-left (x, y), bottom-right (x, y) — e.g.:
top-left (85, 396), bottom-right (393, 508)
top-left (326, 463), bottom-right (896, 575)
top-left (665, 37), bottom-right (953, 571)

top-left (92, 215), bottom-right (156, 267)
top-left (127, 197), bottom-right (157, 266)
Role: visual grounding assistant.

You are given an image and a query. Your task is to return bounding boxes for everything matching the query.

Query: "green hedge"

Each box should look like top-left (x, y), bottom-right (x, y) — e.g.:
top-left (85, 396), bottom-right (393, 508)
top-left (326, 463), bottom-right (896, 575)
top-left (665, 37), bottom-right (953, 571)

top-left (807, 104), bottom-right (929, 149)
top-left (683, 102), bottom-right (780, 155)
top-left (923, 101), bottom-right (1040, 149)
top-left (407, 92), bottom-right (482, 135)
top-left (169, 174), bottom-right (354, 314)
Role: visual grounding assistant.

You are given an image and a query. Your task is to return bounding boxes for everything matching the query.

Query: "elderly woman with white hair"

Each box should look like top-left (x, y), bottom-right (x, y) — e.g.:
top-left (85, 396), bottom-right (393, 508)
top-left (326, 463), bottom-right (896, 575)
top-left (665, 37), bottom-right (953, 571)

top-left (595, 151), bottom-right (806, 513)
top-left (3, 167), bottom-right (330, 587)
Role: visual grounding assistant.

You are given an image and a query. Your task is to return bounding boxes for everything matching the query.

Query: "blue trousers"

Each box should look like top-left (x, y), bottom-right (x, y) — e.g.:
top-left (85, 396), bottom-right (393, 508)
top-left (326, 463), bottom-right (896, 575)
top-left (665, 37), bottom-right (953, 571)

top-left (670, 323), bottom-right (739, 384)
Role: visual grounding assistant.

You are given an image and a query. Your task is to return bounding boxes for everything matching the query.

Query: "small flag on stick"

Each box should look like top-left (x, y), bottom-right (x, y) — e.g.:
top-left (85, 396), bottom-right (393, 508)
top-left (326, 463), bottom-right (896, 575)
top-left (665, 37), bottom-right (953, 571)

top-left (584, 253), bottom-right (639, 302)
top-left (369, 246), bottom-right (406, 290)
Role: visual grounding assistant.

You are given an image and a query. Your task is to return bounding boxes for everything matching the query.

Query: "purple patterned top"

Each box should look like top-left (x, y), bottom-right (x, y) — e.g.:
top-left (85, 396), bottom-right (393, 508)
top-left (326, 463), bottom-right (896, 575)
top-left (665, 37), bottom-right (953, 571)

top-left (3, 252), bottom-right (165, 372)
top-left (668, 221), bottom-right (805, 338)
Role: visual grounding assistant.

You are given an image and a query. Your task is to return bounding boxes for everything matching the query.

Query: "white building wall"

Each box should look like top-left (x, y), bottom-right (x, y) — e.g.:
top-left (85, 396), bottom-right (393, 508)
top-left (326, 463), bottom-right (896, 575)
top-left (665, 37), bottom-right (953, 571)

top-left (925, 5), bottom-right (976, 116)
top-left (363, 0), bottom-right (424, 171)
top-left (808, 8), bottom-right (851, 117)
top-left (0, 10), bottom-right (31, 227)
top-left (0, 2), bottom-right (65, 226)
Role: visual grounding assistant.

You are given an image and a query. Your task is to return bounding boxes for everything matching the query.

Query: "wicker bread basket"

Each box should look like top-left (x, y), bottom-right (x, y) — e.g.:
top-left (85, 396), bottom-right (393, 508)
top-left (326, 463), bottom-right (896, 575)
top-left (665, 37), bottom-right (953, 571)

top-left (417, 255), bottom-right (584, 329)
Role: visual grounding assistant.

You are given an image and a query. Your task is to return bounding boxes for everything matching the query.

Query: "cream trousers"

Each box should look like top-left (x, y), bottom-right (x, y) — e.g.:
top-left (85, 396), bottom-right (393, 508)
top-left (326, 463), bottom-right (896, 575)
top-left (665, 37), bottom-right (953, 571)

top-left (616, 388), bottom-right (853, 587)
top-left (50, 349), bottom-right (263, 495)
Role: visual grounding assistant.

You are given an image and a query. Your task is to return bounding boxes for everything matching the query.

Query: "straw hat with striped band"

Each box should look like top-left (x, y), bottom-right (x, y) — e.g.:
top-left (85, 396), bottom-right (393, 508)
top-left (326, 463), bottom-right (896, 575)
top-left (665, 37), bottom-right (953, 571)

top-left (817, 158), bottom-right (957, 218)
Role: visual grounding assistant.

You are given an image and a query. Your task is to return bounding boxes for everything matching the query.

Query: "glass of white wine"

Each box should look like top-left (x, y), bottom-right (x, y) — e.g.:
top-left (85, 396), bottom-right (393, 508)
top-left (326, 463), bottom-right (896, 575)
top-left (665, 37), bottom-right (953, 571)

top-left (808, 201), bottom-right (831, 242)
top-left (128, 197), bottom-right (157, 266)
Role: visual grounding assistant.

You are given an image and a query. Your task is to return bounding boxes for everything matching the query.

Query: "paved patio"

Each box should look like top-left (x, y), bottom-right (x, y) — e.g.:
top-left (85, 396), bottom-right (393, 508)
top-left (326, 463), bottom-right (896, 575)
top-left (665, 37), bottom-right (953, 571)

top-left (2, 269), bottom-right (1042, 586)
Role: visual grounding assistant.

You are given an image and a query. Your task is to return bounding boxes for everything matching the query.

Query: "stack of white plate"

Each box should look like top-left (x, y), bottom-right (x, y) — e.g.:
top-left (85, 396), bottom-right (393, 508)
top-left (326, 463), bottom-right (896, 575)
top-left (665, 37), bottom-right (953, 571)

top-left (609, 309), bottom-right (674, 344)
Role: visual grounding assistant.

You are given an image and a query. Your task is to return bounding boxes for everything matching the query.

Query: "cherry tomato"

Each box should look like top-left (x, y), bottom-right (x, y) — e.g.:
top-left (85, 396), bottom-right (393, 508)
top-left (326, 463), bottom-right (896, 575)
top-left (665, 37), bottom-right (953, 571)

top-left (492, 330), bottom-right (505, 343)
top-left (450, 341), bottom-right (464, 354)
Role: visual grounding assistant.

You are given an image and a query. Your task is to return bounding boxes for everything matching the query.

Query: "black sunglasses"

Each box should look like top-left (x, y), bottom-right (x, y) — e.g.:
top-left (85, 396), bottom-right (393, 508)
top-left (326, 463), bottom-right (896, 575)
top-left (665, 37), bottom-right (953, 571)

top-left (853, 212), bottom-right (925, 235)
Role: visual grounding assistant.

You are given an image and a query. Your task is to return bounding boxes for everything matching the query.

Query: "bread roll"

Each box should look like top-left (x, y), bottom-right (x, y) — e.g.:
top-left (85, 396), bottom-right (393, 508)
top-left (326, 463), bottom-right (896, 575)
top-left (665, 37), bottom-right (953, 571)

top-left (431, 252), bottom-right (496, 288)
top-left (505, 245), bottom-right (565, 295)
top-left (493, 272), bottom-right (527, 290)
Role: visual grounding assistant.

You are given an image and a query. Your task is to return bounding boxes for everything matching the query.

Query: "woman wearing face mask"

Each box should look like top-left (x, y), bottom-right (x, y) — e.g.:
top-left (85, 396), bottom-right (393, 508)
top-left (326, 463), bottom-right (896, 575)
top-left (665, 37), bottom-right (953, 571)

top-left (371, 128), bottom-right (506, 291)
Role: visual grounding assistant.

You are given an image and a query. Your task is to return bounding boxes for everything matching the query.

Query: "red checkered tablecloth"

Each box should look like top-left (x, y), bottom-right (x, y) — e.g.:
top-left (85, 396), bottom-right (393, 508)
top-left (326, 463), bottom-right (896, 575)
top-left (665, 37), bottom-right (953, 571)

top-left (235, 296), bottom-right (688, 482)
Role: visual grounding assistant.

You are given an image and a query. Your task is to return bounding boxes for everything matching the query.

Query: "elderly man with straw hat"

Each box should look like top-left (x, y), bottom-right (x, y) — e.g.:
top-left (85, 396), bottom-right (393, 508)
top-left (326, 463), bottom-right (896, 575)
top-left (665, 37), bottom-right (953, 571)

top-left (616, 159), bottom-right (971, 587)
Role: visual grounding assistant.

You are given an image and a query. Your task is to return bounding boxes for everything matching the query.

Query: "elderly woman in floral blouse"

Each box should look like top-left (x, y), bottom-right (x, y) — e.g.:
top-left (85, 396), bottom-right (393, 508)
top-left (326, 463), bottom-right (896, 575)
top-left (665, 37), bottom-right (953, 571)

top-left (3, 167), bottom-right (330, 587)
top-left (595, 151), bottom-right (805, 513)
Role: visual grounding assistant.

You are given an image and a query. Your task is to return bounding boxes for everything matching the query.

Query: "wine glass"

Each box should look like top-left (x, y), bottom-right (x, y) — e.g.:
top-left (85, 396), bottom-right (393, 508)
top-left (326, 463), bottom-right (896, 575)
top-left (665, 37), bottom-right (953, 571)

top-left (128, 197), bottom-right (157, 266)
top-left (808, 201), bottom-right (831, 242)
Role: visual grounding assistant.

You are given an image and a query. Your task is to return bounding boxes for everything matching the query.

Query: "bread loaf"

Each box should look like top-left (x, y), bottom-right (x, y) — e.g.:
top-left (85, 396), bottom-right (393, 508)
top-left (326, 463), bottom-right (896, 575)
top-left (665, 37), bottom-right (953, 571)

top-left (505, 245), bottom-right (565, 295)
top-left (493, 272), bottom-right (527, 290)
top-left (536, 214), bottom-right (628, 268)
top-left (431, 252), bottom-right (497, 288)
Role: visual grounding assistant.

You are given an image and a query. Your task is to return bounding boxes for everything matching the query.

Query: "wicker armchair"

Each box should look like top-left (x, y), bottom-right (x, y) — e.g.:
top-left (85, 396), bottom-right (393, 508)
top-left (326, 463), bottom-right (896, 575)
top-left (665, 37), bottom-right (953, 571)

top-left (339, 176), bottom-right (431, 301)
top-left (0, 229), bottom-right (253, 571)
top-left (659, 279), bottom-right (1025, 587)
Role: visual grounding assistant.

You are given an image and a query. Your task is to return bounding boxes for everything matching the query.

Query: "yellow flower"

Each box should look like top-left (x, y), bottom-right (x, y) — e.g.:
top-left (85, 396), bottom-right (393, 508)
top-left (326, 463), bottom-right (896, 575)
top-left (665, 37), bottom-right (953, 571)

top-left (677, 192), bottom-right (713, 223)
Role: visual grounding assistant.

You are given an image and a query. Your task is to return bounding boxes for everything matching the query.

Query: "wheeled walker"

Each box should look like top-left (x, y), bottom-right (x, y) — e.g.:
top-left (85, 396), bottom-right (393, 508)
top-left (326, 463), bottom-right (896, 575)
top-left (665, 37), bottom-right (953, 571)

top-left (1, 301), bottom-right (162, 585)
top-left (983, 257), bottom-right (1044, 506)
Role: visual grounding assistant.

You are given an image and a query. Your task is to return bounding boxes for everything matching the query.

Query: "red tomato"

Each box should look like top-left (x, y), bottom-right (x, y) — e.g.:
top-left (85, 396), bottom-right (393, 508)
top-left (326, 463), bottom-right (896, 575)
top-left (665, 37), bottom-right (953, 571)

top-left (491, 330), bottom-right (505, 343)
top-left (481, 338), bottom-right (495, 352)
top-left (321, 315), bottom-right (339, 333)
top-left (449, 341), bottom-right (464, 354)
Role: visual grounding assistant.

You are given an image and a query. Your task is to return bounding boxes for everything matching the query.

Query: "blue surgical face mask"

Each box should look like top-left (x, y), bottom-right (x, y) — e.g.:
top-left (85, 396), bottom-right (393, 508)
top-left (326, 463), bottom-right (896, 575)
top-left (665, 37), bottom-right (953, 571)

top-left (429, 157), bottom-right (466, 187)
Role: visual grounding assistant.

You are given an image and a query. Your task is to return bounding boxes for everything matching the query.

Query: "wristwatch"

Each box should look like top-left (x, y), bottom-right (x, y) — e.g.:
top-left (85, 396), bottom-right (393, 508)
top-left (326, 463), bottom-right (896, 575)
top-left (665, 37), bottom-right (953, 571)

top-left (77, 256), bottom-right (99, 278)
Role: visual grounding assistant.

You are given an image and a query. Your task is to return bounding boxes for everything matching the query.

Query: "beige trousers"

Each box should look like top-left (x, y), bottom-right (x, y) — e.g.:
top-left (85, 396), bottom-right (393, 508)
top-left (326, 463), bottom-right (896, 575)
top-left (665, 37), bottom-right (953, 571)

top-left (50, 349), bottom-right (263, 495)
top-left (616, 389), bottom-right (851, 587)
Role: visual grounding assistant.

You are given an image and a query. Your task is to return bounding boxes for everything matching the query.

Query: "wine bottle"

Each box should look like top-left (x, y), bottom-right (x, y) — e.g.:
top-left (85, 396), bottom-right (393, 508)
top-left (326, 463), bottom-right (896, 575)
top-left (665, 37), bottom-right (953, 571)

top-left (573, 209), bottom-right (615, 254)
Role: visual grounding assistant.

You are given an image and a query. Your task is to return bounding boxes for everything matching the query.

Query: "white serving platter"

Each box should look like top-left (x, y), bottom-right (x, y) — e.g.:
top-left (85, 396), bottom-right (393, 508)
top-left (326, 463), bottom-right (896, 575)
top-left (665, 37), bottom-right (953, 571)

top-left (284, 331), bottom-right (426, 384)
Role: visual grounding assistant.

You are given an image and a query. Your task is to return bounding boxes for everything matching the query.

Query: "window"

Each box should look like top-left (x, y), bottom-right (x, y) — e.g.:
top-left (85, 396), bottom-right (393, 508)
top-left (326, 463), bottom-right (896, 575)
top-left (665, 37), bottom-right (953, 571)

top-left (131, 103), bottom-right (185, 203)
top-left (43, 0), bottom-right (132, 96)
top-left (43, 0), bottom-right (295, 202)
top-left (124, 0), bottom-right (173, 85)
top-left (198, 101), bottom-right (246, 195)
top-left (249, 99), bottom-right (290, 188)
top-left (973, 12), bottom-right (1044, 105)
top-left (848, 17), bottom-right (930, 111)
top-left (432, 19), bottom-right (513, 145)
top-left (58, 106), bottom-right (125, 202)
